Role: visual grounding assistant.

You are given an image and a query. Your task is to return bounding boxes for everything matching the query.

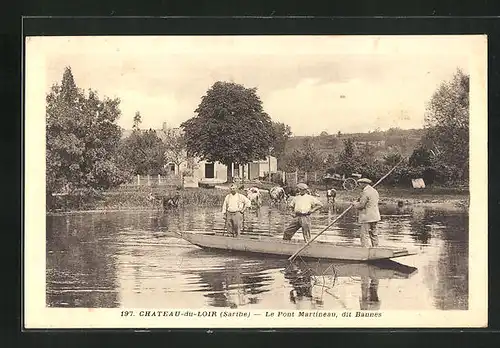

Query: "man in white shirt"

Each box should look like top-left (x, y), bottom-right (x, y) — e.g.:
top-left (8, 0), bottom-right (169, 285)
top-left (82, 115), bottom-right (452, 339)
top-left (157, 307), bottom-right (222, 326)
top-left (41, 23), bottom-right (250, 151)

top-left (222, 184), bottom-right (252, 237)
top-left (354, 178), bottom-right (381, 247)
top-left (283, 183), bottom-right (323, 242)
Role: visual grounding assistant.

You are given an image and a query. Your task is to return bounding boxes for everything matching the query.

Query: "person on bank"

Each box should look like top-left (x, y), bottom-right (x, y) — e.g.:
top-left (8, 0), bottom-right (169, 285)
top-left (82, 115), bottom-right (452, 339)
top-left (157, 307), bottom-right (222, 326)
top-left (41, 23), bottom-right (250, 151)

top-left (222, 184), bottom-right (252, 237)
top-left (283, 183), bottom-right (323, 242)
top-left (354, 178), bottom-right (381, 247)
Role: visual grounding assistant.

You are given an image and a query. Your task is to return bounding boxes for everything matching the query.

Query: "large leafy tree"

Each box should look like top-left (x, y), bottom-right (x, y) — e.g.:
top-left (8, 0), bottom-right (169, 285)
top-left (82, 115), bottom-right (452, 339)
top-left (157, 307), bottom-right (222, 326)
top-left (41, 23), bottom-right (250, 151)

top-left (46, 67), bottom-right (127, 196)
top-left (423, 68), bottom-right (469, 182)
top-left (118, 128), bottom-right (166, 176)
top-left (181, 81), bottom-right (273, 182)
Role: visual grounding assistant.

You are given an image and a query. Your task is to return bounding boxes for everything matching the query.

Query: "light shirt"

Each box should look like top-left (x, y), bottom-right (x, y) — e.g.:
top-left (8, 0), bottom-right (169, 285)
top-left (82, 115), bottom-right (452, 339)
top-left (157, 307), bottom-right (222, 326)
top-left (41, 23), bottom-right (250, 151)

top-left (222, 192), bottom-right (252, 214)
top-left (289, 194), bottom-right (322, 214)
top-left (356, 185), bottom-right (381, 223)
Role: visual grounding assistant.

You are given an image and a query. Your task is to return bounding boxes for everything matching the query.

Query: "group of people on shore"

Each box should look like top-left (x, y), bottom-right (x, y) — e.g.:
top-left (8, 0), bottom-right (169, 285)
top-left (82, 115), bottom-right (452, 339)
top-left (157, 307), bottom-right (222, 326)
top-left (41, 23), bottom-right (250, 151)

top-left (221, 178), bottom-right (381, 248)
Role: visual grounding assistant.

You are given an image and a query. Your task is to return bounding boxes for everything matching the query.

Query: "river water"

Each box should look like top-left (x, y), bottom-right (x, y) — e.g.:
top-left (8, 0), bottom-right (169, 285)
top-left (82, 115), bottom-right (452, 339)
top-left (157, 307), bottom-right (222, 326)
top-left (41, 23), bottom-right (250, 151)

top-left (46, 203), bottom-right (468, 311)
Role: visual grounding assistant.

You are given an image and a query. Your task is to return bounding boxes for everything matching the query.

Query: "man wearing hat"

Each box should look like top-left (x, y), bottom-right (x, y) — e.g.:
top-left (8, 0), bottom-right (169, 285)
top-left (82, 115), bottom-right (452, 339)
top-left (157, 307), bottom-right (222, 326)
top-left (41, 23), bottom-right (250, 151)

top-left (222, 184), bottom-right (252, 237)
top-left (354, 178), bottom-right (381, 247)
top-left (283, 183), bottom-right (323, 242)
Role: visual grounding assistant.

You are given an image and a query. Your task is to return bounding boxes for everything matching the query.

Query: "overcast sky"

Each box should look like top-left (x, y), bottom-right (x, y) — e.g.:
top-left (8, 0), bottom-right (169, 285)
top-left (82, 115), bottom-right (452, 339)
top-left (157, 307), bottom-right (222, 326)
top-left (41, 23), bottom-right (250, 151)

top-left (32, 35), bottom-right (477, 135)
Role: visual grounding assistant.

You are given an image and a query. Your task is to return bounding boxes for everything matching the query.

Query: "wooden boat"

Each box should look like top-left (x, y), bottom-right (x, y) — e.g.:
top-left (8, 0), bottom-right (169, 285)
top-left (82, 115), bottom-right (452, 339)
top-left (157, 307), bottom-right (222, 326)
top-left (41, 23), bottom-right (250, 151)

top-left (179, 231), bottom-right (418, 262)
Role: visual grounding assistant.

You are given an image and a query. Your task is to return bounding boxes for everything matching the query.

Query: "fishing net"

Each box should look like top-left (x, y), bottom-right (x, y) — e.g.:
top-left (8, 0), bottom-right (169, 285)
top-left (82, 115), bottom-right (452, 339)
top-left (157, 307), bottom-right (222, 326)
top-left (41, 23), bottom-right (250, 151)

top-left (282, 256), bottom-right (344, 307)
top-left (342, 178), bottom-right (358, 191)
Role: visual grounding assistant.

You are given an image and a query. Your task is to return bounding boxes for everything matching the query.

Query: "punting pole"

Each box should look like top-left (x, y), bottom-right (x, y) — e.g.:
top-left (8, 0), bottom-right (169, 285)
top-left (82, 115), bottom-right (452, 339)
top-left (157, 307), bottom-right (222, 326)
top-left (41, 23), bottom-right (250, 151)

top-left (288, 157), bottom-right (405, 262)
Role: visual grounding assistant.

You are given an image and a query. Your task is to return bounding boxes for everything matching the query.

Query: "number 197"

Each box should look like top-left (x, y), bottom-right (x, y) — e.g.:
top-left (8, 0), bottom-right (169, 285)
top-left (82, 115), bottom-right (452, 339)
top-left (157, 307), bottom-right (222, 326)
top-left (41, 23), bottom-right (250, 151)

top-left (121, 311), bottom-right (134, 317)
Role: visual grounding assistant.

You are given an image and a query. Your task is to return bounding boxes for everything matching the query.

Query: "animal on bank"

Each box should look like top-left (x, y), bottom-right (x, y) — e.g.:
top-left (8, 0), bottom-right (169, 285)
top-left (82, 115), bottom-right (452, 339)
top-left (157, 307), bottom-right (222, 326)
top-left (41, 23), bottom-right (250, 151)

top-left (147, 191), bottom-right (162, 209)
top-left (147, 190), bottom-right (181, 210)
top-left (268, 186), bottom-right (288, 206)
top-left (245, 187), bottom-right (262, 209)
top-left (163, 190), bottom-right (181, 209)
top-left (326, 188), bottom-right (337, 204)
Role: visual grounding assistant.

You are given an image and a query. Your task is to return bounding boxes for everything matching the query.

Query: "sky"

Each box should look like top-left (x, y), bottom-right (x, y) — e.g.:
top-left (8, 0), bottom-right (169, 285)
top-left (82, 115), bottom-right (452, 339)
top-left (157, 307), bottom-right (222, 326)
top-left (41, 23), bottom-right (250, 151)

top-left (29, 35), bottom-right (479, 135)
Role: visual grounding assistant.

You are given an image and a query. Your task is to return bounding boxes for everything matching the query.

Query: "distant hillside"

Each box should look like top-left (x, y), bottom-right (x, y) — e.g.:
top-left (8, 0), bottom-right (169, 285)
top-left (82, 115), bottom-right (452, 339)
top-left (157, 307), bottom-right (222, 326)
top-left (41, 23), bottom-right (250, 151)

top-left (285, 128), bottom-right (426, 159)
top-left (121, 126), bottom-right (426, 162)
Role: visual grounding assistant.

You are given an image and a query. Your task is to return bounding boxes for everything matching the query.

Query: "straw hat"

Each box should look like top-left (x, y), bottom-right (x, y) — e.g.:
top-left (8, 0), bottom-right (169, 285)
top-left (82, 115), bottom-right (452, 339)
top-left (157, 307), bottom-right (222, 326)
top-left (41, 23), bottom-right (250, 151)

top-left (296, 183), bottom-right (309, 190)
top-left (357, 178), bottom-right (373, 184)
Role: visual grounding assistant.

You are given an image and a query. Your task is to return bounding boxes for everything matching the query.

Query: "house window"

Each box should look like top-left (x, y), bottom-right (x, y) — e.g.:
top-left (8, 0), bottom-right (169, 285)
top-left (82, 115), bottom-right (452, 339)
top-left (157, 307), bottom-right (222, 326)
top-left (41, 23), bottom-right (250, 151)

top-left (205, 163), bottom-right (215, 178)
top-left (165, 162), bottom-right (176, 175)
top-left (169, 163), bottom-right (176, 174)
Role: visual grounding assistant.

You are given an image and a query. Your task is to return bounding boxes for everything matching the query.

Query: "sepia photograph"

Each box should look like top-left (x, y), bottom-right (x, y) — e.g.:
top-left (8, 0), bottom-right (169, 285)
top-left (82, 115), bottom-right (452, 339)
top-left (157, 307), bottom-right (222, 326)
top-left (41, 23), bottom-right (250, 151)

top-left (24, 34), bottom-right (487, 328)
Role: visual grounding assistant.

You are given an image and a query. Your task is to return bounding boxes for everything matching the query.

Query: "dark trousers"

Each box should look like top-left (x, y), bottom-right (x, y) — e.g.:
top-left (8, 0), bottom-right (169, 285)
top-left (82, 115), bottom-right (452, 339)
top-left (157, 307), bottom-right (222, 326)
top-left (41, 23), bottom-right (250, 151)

top-left (225, 212), bottom-right (243, 236)
top-left (360, 222), bottom-right (379, 247)
top-left (283, 214), bottom-right (311, 242)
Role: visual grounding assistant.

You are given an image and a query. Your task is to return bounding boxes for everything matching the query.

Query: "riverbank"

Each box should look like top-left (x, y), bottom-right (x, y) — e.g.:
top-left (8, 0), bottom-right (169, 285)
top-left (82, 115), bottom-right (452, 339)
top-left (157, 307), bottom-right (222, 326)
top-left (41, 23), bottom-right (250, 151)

top-left (47, 184), bottom-right (469, 214)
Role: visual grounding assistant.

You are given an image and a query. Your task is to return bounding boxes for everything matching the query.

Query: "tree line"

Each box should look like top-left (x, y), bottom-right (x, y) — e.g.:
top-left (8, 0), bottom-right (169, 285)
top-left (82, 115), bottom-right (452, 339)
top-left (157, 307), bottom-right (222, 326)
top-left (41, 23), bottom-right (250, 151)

top-left (46, 66), bottom-right (469, 207)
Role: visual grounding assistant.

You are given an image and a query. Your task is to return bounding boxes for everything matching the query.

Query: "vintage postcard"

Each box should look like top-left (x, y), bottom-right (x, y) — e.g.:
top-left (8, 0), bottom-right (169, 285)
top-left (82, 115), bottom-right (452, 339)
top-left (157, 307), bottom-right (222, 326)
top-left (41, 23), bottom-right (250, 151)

top-left (24, 35), bottom-right (487, 329)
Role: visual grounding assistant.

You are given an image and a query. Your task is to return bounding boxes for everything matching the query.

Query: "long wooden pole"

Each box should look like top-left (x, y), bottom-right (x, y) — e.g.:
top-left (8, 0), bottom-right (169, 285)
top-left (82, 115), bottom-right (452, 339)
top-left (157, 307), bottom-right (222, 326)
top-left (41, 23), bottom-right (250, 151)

top-left (288, 157), bottom-right (405, 262)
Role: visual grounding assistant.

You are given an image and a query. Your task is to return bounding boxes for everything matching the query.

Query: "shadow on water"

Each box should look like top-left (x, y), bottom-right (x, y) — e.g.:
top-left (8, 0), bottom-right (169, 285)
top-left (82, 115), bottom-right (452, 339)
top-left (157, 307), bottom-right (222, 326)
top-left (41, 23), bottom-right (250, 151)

top-left (45, 201), bottom-right (468, 310)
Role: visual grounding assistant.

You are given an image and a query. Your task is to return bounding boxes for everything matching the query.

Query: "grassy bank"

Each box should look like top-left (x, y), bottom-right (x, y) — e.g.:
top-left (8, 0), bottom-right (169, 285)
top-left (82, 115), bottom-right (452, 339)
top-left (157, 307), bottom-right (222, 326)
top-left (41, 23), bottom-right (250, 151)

top-left (48, 186), bottom-right (271, 212)
top-left (96, 187), bottom-right (232, 210)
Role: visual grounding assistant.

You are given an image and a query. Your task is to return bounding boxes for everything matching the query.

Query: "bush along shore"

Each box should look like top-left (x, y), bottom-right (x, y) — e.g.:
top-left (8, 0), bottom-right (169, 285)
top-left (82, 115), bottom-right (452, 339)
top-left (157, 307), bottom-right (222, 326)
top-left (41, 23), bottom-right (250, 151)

top-left (46, 183), bottom-right (468, 214)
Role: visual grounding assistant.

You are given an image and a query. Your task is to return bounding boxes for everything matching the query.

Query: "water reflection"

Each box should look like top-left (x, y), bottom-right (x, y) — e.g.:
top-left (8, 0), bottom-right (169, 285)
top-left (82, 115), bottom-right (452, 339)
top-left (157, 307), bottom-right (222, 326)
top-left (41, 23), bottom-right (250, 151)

top-left (46, 203), bottom-right (468, 310)
top-left (360, 277), bottom-right (380, 310)
top-left (284, 258), bottom-right (417, 310)
top-left (192, 258), bottom-right (272, 308)
top-left (179, 248), bottom-right (418, 311)
top-left (46, 214), bottom-right (119, 307)
top-left (284, 260), bottom-right (330, 308)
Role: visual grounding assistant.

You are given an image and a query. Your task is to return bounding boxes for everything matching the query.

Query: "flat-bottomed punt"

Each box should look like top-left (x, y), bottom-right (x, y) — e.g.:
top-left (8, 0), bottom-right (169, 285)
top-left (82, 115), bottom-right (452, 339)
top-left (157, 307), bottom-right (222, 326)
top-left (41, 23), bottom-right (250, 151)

top-left (179, 231), bottom-right (418, 262)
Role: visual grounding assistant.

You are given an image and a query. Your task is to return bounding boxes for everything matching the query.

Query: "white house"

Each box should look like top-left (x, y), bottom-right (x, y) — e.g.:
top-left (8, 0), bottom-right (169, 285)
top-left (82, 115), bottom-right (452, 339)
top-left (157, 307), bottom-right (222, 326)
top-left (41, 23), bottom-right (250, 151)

top-left (157, 123), bottom-right (278, 183)
top-left (192, 156), bottom-right (277, 183)
top-left (163, 155), bottom-right (277, 184)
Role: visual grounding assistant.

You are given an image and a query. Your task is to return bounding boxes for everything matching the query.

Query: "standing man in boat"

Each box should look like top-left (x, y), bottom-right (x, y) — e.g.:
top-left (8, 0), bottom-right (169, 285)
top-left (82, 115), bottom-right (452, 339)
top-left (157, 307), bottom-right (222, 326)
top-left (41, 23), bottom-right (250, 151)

top-left (354, 178), bottom-right (381, 247)
top-left (222, 184), bottom-right (252, 237)
top-left (283, 183), bottom-right (323, 242)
